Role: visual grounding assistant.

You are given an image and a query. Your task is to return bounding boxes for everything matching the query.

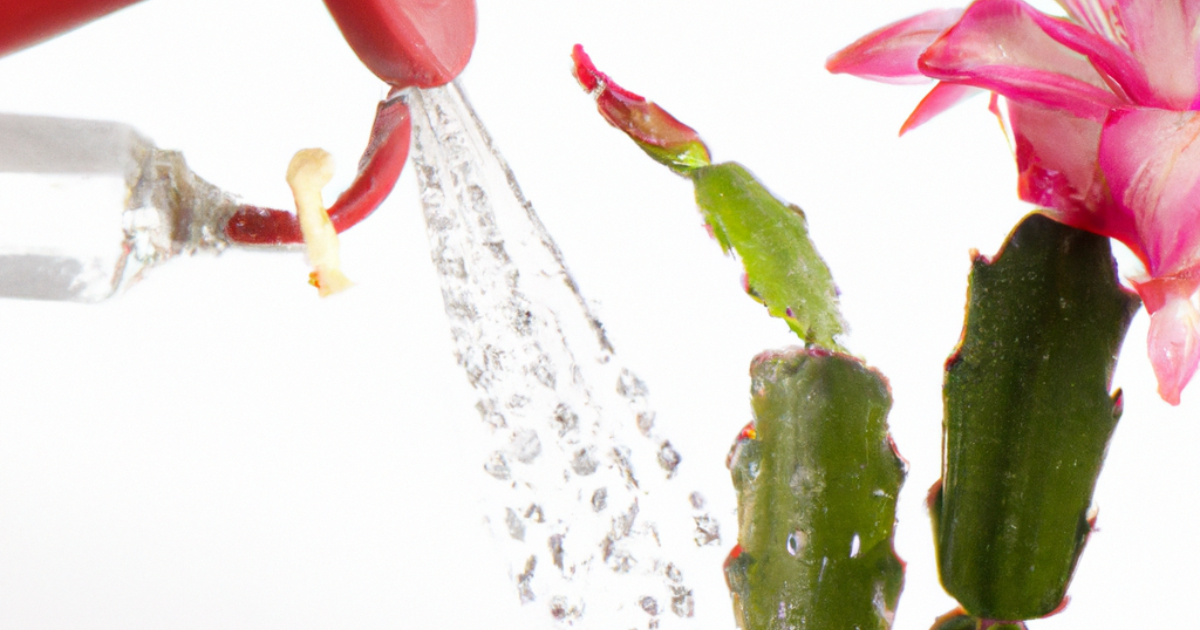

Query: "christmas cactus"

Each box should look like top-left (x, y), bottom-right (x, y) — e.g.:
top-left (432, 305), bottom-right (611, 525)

top-left (574, 0), bottom-right (1187, 619)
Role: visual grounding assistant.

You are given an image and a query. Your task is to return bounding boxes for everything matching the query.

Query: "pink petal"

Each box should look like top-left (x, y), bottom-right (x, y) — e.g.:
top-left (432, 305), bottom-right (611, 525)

top-left (1131, 276), bottom-right (1200, 314)
top-left (1028, 8), bottom-right (1160, 107)
top-left (1054, 0), bottom-right (1200, 107)
top-left (899, 82), bottom-right (983, 135)
top-left (1008, 100), bottom-right (1141, 252)
top-left (1147, 291), bottom-right (1200, 405)
top-left (1100, 108), bottom-right (1200, 279)
top-left (1054, 0), bottom-right (1123, 44)
top-left (918, 0), bottom-right (1122, 120)
top-left (826, 8), bottom-right (964, 84)
top-left (1111, 0), bottom-right (1200, 108)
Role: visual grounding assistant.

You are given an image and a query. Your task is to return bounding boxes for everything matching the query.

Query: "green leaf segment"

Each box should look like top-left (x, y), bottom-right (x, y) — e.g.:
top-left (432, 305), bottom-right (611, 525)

top-left (726, 350), bottom-right (906, 630)
top-left (692, 164), bottom-right (845, 349)
top-left (933, 213), bottom-right (1140, 622)
top-left (573, 45), bottom-right (902, 630)
top-left (572, 45), bottom-right (845, 350)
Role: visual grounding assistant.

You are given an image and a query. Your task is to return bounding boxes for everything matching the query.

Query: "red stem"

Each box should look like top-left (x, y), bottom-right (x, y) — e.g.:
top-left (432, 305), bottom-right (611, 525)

top-left (224, 91), bottom-right (412, 245)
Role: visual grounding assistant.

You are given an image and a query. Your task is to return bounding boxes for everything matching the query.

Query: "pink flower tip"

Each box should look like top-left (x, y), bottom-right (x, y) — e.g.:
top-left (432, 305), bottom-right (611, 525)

top-left (572, 45), bottom-right (710, 172)
top-left (571, 44), bottom-right (601, 92)
top-left (572, 44), bottom-right (644, 102)
top-left (1147, 295), bottom-right (1200, 405)
top-left (826, 8), bottom-right (964, 84)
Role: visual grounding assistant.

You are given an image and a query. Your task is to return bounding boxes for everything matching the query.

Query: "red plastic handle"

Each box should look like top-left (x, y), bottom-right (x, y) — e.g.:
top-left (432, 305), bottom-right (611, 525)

top-left (323, 0), bottom-right (476, 89)
top-left (0, 0), bottom-right (144, 58)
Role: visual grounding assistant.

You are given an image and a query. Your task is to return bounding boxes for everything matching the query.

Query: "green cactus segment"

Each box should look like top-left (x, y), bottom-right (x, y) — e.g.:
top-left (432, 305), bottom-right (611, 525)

top-left (574, 48), bottom-right (845, 347)
top-left (929, 613), bottom-right (978, 630)
top-left (936, 213), bottom-right (1140, 621)
top-left (726, 349), bottom-right (906, 630)
top-left (691, 163), bottom-right (846, 349)
top-left (632, 136), bottom-right (712, 174)
top-left (928, 611), bottom-right (1028, 630)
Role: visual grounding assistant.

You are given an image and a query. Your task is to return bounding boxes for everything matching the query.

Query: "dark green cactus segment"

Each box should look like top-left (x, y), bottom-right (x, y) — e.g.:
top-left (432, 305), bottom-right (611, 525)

top-left (691, 163), bottom-right (846, 349)
top-left (727, 349), bottom-right (905, 630)
top-left (937, 213), bottom-right (1140, 621)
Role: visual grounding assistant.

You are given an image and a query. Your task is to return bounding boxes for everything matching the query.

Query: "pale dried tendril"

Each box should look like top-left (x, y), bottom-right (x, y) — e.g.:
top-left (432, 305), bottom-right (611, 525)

top-left (288, 148), bottom-right (353, 296)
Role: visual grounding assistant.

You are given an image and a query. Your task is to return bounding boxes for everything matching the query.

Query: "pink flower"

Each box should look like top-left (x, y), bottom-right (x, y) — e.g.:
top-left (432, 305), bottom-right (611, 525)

top-left (829, 0), bottom-right (1200, 405)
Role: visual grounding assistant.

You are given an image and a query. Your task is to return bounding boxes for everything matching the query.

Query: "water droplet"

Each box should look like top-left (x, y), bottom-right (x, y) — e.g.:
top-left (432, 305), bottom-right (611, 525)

top-left (637, 411), bottom-right (656, 435)
top-left (570, 447), bottom-right (599, 475)
top-left (665, 563), bottom-right (683, 583)
top-left (786, 530), bottom-right (807, 556)
top-left (671, 586), bottom-right (695, 618)
top-left (516, 555), bottom-right (536, 604)
top-left (657, 441), bottom-right (681, 476)
top-left (484, 451), bottom-right (511, 480)
top-left (611, 446), bottom-right (640, 489)
top-left (549, 595), bottom-right (582, 621)
top-left (548, 534), bottom-right (565, 569)
top-left (506, 507), bottom-right (526, 541)
top-left (591, 487), bottom-right (608, 512)
top-left (693, 514), bottom-right (721, 546)
top-left (511, 428), bottom-right (542, 463)
top-left (553, 404), bottom-right (579, 438)
top-left (616, 368), bottom-right (649, 399)
top-left (873, 583), bottom-right (895, 624)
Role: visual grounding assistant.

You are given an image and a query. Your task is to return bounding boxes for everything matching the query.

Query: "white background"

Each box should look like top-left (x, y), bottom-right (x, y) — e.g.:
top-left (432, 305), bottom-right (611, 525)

top-left (0, 0), bottom-right (1194, 628)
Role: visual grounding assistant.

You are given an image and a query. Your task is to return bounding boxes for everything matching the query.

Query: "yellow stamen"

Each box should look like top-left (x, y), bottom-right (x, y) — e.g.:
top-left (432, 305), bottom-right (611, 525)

top-left (287, 148), bottom-right (353, 297)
